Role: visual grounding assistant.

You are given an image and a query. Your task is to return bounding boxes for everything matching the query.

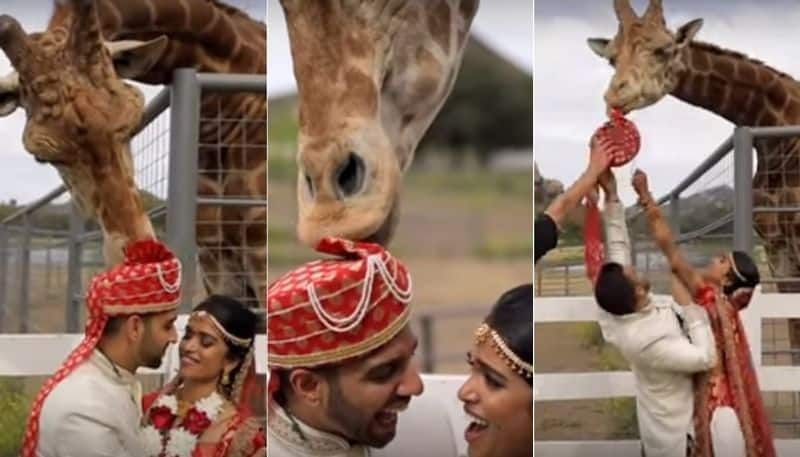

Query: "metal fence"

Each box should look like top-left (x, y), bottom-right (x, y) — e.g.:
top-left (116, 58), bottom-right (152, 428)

top-left (0, 69), bottom-right (266, 335)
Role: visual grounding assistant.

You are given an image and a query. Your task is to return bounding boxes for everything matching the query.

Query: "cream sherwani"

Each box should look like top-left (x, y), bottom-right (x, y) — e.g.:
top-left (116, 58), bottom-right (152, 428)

top-left (268, 402), bottom-right (370, 457)
top-left (598, 201), bottom-right (717, 457)
top-left (36, 350), bottom-right (144, 457)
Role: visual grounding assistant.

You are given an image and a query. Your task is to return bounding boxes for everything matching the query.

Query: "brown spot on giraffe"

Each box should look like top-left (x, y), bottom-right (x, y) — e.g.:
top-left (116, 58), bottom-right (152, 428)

top-left (280, 0), bottom-right (479, 247)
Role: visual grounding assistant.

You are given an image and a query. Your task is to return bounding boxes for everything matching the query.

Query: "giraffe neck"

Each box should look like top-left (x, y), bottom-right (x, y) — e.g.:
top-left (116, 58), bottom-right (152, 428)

top-left (91, 144), bottom-right (155, 265)
top-left (51, 0), bottom-right (266, 83)
top-left (671, 41), bottom-right (800, 127)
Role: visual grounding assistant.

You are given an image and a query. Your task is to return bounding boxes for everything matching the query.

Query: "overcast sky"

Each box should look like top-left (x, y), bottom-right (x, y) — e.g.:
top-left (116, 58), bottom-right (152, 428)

top-left (267, 0), bottom-right (534, 97)
top-left (535, 0), bottom-right (800, 204)
top-left (0, 1), bottom-right (264, 205)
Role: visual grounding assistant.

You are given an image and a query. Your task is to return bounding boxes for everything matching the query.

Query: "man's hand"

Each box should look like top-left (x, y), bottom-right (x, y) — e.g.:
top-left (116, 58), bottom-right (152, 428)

top-left (632, 169), bottom-right (650, 198)
top-left (598, 169), bottom-right (618, 201)
top-left (585, 185), bottom-right (600, 206)
top-left (588, 135), bottom-right (614, 177)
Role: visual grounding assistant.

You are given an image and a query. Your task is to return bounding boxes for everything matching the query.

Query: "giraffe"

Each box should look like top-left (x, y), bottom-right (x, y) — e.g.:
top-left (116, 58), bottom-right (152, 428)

top-left (587, 0), bottom-right (800, 351)
top-left (0, 0), bottom-right (168, 266)
top-left (280, 0), bottom-right (479, 247)
top-left (0, 0), bottom-right (267, 308)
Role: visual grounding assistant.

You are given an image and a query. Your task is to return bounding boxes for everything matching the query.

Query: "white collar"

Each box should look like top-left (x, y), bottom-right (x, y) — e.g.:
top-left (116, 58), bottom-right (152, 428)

top-left (89, 349), bottom-right (138, 386)
top-left (268, 401), bottom-right (369, 456)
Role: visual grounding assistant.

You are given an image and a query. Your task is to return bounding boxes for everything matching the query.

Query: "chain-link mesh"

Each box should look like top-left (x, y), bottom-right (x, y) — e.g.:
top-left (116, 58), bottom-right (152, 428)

top-left (196, 90), bottom-right (267, 310)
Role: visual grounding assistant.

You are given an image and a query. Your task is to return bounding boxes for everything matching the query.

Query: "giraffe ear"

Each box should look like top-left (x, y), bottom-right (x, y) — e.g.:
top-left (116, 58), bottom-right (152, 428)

top-left (675, 18), bottom-right (703, 47)
top-left (0, 71), bottom-right (20, 117)
top-left (105, 35), bottom-right (169, 80)
top-left (587, 38), bottom-right (612, 58)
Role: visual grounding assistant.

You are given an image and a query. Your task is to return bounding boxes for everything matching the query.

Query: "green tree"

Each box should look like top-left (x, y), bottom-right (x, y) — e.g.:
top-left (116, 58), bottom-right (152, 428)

top-left (418, 37), bottom-right (533, 168)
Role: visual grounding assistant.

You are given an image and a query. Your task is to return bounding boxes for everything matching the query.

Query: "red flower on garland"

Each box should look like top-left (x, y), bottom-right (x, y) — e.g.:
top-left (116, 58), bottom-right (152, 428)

top-left (183, 408), bottom-right (212, 435)
top-left (150, 405), bottom-right (176, 431)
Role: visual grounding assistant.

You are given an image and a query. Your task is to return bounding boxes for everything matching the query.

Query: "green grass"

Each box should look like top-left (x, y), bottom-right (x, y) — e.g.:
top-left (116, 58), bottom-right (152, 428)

top-left (538, 245), bottom-right (584, 265)
top-left (268, 151), bottom-right (297, 183)
top-left (405, 168), bottom-right (531, 203)
top-left (605, 397), bottom-right (638, 439)
top-left (474, 237), bottom-right (532, 260)
top-left (0, 379), bottom-right (30, 457)
top-left (574, 321), bottom-right (637, 438)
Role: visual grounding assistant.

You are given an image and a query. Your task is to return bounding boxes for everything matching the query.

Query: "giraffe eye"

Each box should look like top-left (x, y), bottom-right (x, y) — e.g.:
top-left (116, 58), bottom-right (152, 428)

top-left (609, 56), bottom-right (617, 67)
top-left (653, 46), bottom-right (672, 59)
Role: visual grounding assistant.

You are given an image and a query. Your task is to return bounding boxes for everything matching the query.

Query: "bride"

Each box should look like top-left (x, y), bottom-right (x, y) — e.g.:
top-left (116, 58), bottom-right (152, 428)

top-left (458, 284), bottom-right (533, 457)
top-left (140, 295), bottom-right (266, 457)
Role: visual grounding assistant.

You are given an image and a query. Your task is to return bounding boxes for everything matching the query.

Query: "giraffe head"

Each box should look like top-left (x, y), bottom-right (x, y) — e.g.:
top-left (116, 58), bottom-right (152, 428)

top-left (0, 0), bottom-right (167, 264)
top-left (281, 0), bottom-right (478, 247)
top-left (587, 0), bottom-right (703, 114)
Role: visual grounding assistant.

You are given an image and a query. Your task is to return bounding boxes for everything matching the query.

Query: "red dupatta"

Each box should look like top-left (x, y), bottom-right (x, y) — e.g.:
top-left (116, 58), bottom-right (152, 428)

top-left (691, 285), bottom-right (775, 457)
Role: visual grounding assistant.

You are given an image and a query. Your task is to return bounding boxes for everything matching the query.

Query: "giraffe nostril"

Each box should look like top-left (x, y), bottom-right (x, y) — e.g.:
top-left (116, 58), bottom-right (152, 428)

top-left (304, 172), bottom-right (314, 199)
top-left (335, 152), bottom-right (366, 199)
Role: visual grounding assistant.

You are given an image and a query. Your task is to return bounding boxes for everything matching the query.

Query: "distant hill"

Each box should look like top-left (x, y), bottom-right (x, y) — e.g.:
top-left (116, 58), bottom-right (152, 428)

top-left (534, 166), bottom-right (735, 246)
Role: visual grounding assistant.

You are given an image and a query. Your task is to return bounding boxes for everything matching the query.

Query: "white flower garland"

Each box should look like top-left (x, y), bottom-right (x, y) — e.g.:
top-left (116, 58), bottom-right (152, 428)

top-left (141, 391), bottom-right (225, 457)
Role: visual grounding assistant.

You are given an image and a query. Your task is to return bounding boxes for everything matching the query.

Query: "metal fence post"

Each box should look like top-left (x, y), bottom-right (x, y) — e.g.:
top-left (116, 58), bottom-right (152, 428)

top-left (0, 224), bottom-right (7, 331)
top-left (19, 214), bottom-right (31, 332)
top-left (167, 69), bottom-right (200, 313)
top-left (419, 315), bottom-right (436, 372)
top-left (65, 203), bottom-right (83, 332)
top-left (733, 127), bottom-right (754, 254)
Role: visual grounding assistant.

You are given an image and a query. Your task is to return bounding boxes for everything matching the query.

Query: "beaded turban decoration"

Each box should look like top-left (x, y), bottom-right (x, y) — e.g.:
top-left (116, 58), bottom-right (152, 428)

top-left (22, 239), bottom-right (182, 457)
top-left (267, 237), bottom-right (413, 373)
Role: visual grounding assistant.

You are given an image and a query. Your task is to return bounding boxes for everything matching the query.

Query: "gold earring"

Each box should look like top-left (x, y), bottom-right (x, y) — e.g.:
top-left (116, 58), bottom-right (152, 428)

top-left (222, 370), bottom-right (230, 386)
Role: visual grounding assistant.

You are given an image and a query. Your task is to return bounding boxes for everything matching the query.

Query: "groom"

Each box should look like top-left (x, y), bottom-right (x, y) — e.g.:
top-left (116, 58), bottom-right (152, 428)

top-left (22, 239), bottom-right (182, 457)
top-left (267, 237), bottom-right (424, 457)
top-left (593, 171), bottom-right (717, 457)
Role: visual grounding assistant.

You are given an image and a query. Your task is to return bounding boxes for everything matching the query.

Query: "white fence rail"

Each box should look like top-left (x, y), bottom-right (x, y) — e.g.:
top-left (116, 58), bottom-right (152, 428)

top-left (0, 315), bottom-right (266, 376)
top-left (0, 323), bottom-right (470, 457)
top-left (535, 290), bottom-right (800, 456)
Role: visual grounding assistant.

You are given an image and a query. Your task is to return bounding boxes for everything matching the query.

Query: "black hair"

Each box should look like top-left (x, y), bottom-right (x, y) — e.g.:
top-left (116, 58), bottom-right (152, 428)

top-left (193, 295), bottom-right (256, 397)
top-left (273, 364), bottom-right (339, 407)
top-left (724, 251), bottom-right (760, 296)
top-left (594, 262), bottom-right (637, 316)
top-left (194, 294), bottom-right (256, 360)
top-left (485, 284), bottom-right (533, 385)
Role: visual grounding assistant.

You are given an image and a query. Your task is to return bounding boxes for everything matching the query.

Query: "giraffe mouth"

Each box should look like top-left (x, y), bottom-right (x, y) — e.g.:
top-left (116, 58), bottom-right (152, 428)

top-left (33, 156), bottom-right (68, 167)
top-left (363, 197), bottom-right (399, 246)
